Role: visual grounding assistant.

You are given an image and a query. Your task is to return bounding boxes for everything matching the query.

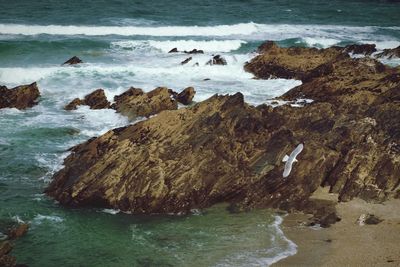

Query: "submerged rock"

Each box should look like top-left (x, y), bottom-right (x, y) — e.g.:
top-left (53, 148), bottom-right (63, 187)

top-left (181, 57), bottom-right (192, 65)
top-left (46, 43), bottom-right (400, 217)
top-left (0, 82), bottom-right (40, 110)
top-left (7, 224), bottom-right (29, 240)
top-left (62, 56), bottom-right (83, 65)
top-left (65, 89), bottom-right (111, 110)
top-left (184, 49), bottom-right (204, 54)
top-left (206, 55), bottom-right (227, 66)
top-left (168, 48), bottom-right (178, 53)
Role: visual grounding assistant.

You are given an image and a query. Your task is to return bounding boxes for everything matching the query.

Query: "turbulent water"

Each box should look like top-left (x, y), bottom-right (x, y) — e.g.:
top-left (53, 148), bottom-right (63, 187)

top-left (0, 0), bottom-right (399, 266)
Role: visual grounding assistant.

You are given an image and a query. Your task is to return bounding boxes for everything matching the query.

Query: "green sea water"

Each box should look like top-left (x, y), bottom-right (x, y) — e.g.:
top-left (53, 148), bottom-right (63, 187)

top-left (0, 0), bottom-right (399, 266)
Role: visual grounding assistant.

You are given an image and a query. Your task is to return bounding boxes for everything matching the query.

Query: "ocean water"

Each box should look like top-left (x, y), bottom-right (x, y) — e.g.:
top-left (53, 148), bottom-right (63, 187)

top-left (0, 0), bottom-right (399, 266)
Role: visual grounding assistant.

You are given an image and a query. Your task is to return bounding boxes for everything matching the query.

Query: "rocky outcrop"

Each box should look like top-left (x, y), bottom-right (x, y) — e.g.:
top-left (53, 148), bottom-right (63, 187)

top-left (343, 44), bottom-right (377, 55)
top-left (0, 82), bottom-right (40, 110)
top-left (168, 48), bottom-right (178, 53)
top-left (46, 43), bottom-right (400, 218)
top-left (376, 46), bottom-right (400, 59)
top-left (63, 56), bottom-right (83, 65)
top-left (65, 89), bottom-right (111, 110)
top-left (206, 55), bottom-right (227, 66)
top-left (245, 41), bottom-right (343, 80)
top-left (112, 87), bottom-right (178, 120)
top-left (184, 49), bottom-right (204, 54)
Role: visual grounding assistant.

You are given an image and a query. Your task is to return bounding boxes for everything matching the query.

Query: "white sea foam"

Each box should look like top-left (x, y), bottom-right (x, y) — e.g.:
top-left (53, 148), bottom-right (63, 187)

top-left (33, 214), bottom-right (64, 224)
top-left (300, 37), bottom-right (340, 48)
top-left (111, 39), bottom-right (247, 53)
top-left (0, 23), bottom-right (260, 37)
top-left (101, 209), bottom-right (121, 215)
top-left (215, 215), bottom-right (297, 267)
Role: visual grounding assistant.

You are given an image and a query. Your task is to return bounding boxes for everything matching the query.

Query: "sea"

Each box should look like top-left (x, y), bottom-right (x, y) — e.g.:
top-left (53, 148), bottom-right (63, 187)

top-left (0, 0), bottom-right (399, 266)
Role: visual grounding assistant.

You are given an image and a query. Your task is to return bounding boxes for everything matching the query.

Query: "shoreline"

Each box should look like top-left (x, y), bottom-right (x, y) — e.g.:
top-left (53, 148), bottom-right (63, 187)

top-left (274, 188), bottom-right (400, 266)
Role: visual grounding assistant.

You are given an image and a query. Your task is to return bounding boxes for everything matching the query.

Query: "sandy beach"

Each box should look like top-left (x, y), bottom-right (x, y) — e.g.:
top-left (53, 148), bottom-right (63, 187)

top-left (274, 188), bottom-right (400, 267)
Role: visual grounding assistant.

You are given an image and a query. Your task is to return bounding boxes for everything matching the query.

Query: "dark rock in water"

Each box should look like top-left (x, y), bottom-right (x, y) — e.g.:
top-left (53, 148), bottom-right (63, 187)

top-left (203, 78), bottom-right (210, 81)
top-left (181, 57), bottom-right (192, 65)
top-left (184, 49), bottom-right (204, 54)
top-left (0, 82), bottom-right (40, 110)
top-left (64, 89), bottom-right (111, 110)
top-left (62, 56), bottom-right (83, 65)
top-left (46, 43), bottom-right (400, 217)
top-left (376, 46), bottom-right (400, 59)
top-left (343, 44), bottom-right (377, 55)
top-left (168, 48), bottom-right (178, 53)
top-left (206, 55), bottom-right (227, 66)
top-left (7, 224), bottom-right (29, 240)
top-left (245, 41), bottom-right (343, 80)
top-left (175, 87), bottom-right (195, 105)
top-left (0, 241), bottom-right (12, 256)
top-left (112, 87), bottom-right (177, 119)
top-left (365, 214), bottom-right (383, 225)
top-left (193, 62), bottom-right (199, 67)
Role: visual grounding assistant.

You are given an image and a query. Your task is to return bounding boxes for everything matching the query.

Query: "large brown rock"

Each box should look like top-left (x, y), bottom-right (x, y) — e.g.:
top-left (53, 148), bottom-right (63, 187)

top-left (0, 82), bottom-right (40, 110)
top-left (244, 41), bottom-right (343, 80)
top-left (112, 87), bottom-right (178, 119)
top-left (46, 44), bottom-right (400, 216)
top-left (65, 89), bottom-right (111, 110)
top-left (175, 87), bottom-right (196, 105)
top-left (62, 56), bottom-right (83, 65)
top-left (7, 224), bottom-right (28, 240)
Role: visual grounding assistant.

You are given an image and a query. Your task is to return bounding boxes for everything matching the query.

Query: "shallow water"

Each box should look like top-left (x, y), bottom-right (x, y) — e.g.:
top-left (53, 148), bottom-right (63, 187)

top-left (0, 0), bottom-right (399, 266)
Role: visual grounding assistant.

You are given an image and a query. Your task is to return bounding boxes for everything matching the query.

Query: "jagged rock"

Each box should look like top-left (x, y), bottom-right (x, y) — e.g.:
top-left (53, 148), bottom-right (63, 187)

top-left (343, 44), bottom-right (377, 55)
top-left (245, 41), bottom-right (343, 80)
top-left (65, 89), bottom-right (111, 110)
top-left (206, 55), bottom-right (227, 66)
top-left (184, 49), bottom-right (204, 54)
top-left (376, 46), bottom-right (400, 59)
top-left (0, 241), bottom-right (12, 256)
top-left (175, 87), bottom-right (195, 105)
top-left (112, 87), bottom-right (178, 119)
top-left (62, 56), bottom-right (83, 65)
top-left (181, 57), bottom-right (192, 65)
top-left (0, 82), bottom-right (40, 110)
top-left (46, 44), bottom-right (400, 217)
top-left (168, 48), bottom-right (178, 53)
top-left (7, 224), bottom-right (28, 240)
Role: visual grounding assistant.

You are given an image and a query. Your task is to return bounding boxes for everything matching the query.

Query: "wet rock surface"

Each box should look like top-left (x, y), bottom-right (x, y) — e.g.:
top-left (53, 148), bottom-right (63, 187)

top-left (376, 46), bottom-right (400, 59)
top-left (0, 82), bottom-right (40, 110)
top-left (47, 42), bottom-right (400, 221)
top-left (65, 89), bottom-right (111, 110)
top-left (0, 221), bottom-right (29, 267)
top-left (206, 55), bottom-right (227, 65)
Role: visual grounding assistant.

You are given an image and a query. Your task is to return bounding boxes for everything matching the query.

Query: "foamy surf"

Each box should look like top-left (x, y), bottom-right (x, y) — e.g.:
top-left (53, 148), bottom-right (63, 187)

top-left (111, 39), bottom-right (247, 53)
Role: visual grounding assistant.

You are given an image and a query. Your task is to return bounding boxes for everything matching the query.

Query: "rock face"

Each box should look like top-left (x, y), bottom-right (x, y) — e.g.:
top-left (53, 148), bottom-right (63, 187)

top-left (181, 57), bottom-right (192, 65)
top-left (65, 89), bottom-right (111, 110)
top-left (63, 56), bottom-right (83, 65)
top-left (0, 82), bottom-right (40, 110)
top-left (46, 42), bottom-right (400, 216)
top-left (376, 46), bottom-right (400, 59)
top-left (112, 87), bottom-right (178, 120)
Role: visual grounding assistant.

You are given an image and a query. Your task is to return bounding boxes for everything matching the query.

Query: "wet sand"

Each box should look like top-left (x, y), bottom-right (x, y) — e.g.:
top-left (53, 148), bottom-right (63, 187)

top-left (274, 188), bottom-right (400, 267)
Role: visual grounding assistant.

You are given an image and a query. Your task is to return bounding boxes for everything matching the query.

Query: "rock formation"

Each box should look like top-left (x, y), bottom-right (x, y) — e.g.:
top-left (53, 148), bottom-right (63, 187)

top-left (168, 48), bottom-right (178, 53)
top-left (65, 89), bottom-right (111, 110)
top-left (0, 221), bottom-right (29, 267)
top-left (0, 82), bottom-right (40, 110)
top-left (343, 43), bottom-right (377, 55)
top-left (46, 42), bottom-right (400, 219)
top-left (112, 87), bottom-right (178, 120)
top-left (376, 46), bottom-right (400, 59)
top-left (184, 49), bottom-right (204, 54)
top-left (62, 56), bottom-right (83, 65)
